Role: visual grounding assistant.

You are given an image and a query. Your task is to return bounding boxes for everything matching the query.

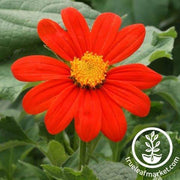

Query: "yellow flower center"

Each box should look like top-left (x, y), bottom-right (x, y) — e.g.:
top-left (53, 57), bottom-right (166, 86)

top-left (70, 52), bottom-right (109, 88)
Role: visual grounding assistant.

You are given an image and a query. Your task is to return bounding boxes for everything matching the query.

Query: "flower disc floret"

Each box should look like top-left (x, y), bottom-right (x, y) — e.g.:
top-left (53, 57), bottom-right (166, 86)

top-left (70, 52), bottom-right (109, 88)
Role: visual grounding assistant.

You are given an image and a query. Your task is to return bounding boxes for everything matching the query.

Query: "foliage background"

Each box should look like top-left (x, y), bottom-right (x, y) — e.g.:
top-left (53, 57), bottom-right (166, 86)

top-left (0, 0), bottom-right (179, 179)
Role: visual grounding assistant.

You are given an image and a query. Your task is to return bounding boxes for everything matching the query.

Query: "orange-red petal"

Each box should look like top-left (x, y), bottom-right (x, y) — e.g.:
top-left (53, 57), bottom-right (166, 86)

top-left (11, 55), bottom-right (70, 82)
top-left (107, 64), bottom-right (162, 89)
top-left (38, 19), bottom-right (77, 60)
top-left (91, 13), bottom-right (121, 55)
top-left (97, 89), bottom-right (127, 142)
top-left (61, 7), bottom-right (90, 57)
top-left (45, 83), bottom-right (80, 135)
top-left (75, 90), bottom-right (102, 142)
top-left (104, 24), bottom-right (145, 64)
top-left (103, 80), bottom-right (150, 117)
top-left (22, 79), bottom-right (72, 115)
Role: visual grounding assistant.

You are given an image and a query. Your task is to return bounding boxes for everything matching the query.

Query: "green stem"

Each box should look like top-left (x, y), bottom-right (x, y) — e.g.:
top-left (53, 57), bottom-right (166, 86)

top-left (73, 131), bottom-right (79, 151)
top-left (62, 131), bottom-right (74, 155)
top-left (112, 140), bottom-right (127, 162)
top-left (79, 140), bottom-right (87, 170)
top-left (113, 142), bottom-right (119, 161)
top-left (113, 142), bottom-right (124, 162)
top-left (86, 135), bottom-right (102, 164)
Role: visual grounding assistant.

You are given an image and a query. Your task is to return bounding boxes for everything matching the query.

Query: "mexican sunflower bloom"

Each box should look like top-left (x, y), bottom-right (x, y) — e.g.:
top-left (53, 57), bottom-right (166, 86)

top-left (11, 7), bottom-right (162, 142)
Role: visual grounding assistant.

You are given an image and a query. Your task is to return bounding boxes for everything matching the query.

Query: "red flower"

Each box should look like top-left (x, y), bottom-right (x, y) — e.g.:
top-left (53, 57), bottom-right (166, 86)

top-left (11, 7), bottom-right (162, 142)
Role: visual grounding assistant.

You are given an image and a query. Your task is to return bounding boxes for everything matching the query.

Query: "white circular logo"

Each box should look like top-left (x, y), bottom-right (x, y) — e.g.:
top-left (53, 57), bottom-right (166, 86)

top-left (132, 127), bottom-right (173, 168)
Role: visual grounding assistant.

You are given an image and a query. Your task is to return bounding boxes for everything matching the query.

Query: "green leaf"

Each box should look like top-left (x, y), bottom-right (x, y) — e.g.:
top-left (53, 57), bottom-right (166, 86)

top-left (0, 0), bottom-right (99, 60)
top-left (152, 76), bottom-right (180, 114)
top-left (18, 161), bottom-right (47, 180)
top-left (117, 27), bottom-right (177, 66)
top-left (46, 140), bottom-right (68, 166)
top-left (89, 161), bottom-right (136, 180)
top-left (0, 116), bottom-right (35, 155)
top-left (63, 167), bottom-right (98, 180)
top-left (42, 164), bottom-right (63, 179)
top-left (92, 0), bottom-right (169, 26)
top-left (0, 146), bottom-right (35, 179)
top-left (0, 116), bottom-right (32, 143)
top-left (0, 60), bottom-right (25, 101)
top-left (0, 140), bottom-right (28, 153)
top-left (62, 149), bottom-right (79, 169)
top-left (0, 100), bottom-right (21, 119)
top-left (42, 164), bottom-right (98, 180)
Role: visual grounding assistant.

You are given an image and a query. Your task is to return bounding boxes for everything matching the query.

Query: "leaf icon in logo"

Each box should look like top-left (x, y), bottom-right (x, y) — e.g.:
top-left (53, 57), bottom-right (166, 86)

top-left (154, 134), bottom-right (158, 141)
top-left (145, 135), bottom-right (151, 141)
top-left (145, 142), bottom-right (151, 148)
top-left (142, 131), bottom-right (162, 164)
top-left (145, 148), bottom-right (152, 152)
top-left (153, 148), bottom-right (160, 152)
top-left (155, 141), bottom-right (160, 148)
top-left (151, 131), bottom-right (155, 138)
